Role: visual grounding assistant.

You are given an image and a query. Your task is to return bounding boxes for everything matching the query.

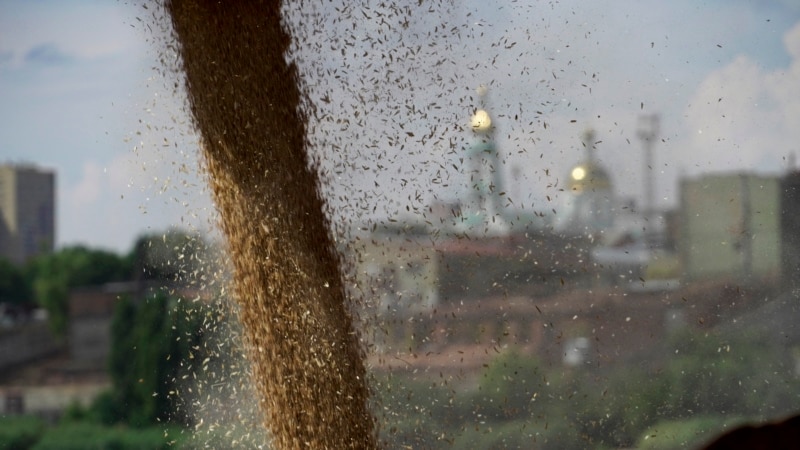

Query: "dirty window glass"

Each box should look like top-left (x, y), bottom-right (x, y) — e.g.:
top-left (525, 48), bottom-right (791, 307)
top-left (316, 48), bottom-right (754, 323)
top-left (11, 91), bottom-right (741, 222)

top-left (277, 1), bottom-right (800, 448)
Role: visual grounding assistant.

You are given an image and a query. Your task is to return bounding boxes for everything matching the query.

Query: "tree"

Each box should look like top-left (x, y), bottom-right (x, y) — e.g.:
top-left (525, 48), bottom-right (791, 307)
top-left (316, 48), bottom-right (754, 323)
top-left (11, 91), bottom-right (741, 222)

top-left (0, 258), bottom-right (32, 306)
top-left (28, 255), bottom-right (69, 334)
top-left (475, 348), bottom-right (546, 421)
top-left (128, 228), bottom-right (215, 284)
top-left (656, 329), bottom-right (799, 419)
top-left (104, 291), bottom-right (207, 427)
top-left (26, 246), bottom-right (132, 335)
top-left (101, 295), bottom-right (138, 425)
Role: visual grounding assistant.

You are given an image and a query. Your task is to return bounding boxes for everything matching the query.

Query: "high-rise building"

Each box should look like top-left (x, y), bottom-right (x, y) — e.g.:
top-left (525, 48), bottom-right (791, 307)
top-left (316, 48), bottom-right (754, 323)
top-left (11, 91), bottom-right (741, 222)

top-left (0, 164), bottom-right (56, 265)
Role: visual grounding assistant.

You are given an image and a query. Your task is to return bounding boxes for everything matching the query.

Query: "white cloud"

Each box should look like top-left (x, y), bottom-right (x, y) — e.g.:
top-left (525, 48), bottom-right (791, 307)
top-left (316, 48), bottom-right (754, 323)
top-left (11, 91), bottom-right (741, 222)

top-left (68, 162), bottom-right (103, 206)
top-left (786, 21), bottom-right (800, 60)
top-left (682, 21), bottom-right (800, 178)
top-left (58, 137), bottom-right (216, 254)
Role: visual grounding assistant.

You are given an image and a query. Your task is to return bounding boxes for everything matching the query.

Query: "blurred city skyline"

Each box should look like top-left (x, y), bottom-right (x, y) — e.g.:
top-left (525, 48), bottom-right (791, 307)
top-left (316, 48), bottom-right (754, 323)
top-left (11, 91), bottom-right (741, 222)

top-left (1, 0), bottom-right (799, 253)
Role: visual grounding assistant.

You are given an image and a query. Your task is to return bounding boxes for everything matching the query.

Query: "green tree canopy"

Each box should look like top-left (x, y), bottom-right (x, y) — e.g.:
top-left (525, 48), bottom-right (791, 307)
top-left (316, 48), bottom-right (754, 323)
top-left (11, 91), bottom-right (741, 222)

top-left (103, 292), bottom-right (207, 427)
top-left (128, 228), bottom-right (216, 284)
top-left (25, 245), bottom-right (132, 334)
top-left (0, 258), bottom-right (32, 306)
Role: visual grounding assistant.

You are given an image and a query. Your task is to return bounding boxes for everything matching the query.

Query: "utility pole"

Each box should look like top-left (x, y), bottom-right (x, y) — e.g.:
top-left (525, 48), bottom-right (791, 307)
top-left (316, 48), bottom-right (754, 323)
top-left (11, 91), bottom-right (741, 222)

top-left (637, 114), bottom-right (660, 246)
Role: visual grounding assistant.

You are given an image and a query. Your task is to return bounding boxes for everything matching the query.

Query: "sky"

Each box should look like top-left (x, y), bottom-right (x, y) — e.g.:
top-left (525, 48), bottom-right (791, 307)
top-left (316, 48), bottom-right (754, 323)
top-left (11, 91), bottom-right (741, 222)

top-left (1, 0), bottom-right (799, 253)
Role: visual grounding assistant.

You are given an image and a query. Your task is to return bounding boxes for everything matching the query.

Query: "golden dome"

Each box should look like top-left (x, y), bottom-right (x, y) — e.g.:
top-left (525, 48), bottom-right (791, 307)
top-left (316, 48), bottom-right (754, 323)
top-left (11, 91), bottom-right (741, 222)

top-left (470, 109), bottom-right (492, 131)
top-left (567, 161), bottom-right (612, 193)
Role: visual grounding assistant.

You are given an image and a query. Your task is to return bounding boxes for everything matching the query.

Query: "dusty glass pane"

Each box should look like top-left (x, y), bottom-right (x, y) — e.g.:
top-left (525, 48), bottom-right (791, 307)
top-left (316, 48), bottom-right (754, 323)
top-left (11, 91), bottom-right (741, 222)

top-left (276, 1), bottom-right (800, 448)
top-left (4, 0), bottom-right (798, 449)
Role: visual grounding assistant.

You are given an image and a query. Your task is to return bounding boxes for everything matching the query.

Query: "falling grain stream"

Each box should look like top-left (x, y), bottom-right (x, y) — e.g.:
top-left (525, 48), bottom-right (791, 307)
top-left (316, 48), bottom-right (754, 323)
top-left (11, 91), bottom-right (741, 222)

top-left (165, 1), bottom-right (377, 448)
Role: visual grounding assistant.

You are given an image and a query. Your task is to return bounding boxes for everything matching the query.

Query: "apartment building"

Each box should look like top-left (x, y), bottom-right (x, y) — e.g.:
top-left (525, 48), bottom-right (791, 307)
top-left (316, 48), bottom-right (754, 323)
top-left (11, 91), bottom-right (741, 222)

top-left (0, 164), bottom-right (55, 264)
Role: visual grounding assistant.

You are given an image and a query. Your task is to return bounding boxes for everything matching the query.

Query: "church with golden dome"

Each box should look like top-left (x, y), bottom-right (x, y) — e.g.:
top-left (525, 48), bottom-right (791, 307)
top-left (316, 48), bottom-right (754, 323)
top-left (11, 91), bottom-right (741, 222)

top-left (553, 129), bottom-right (615, 235)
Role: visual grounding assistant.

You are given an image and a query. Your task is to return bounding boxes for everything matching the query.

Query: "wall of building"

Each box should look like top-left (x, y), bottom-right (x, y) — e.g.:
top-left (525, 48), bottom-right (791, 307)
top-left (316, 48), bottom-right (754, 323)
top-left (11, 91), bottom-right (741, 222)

top-left (0, 383), bottom-right (110, 422)
top-left (0, 322), bottom-right (62, 372)
top-left (680, 173), bottom-right (780, 281)
top-left (780, 173), bottom-right (800, 291)
top-left (68, 282), bottom-right (142, 368)
top-left (351, 234), bottom-right (439, 316)
top-left (70, 316), bottom-right (113, 363)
